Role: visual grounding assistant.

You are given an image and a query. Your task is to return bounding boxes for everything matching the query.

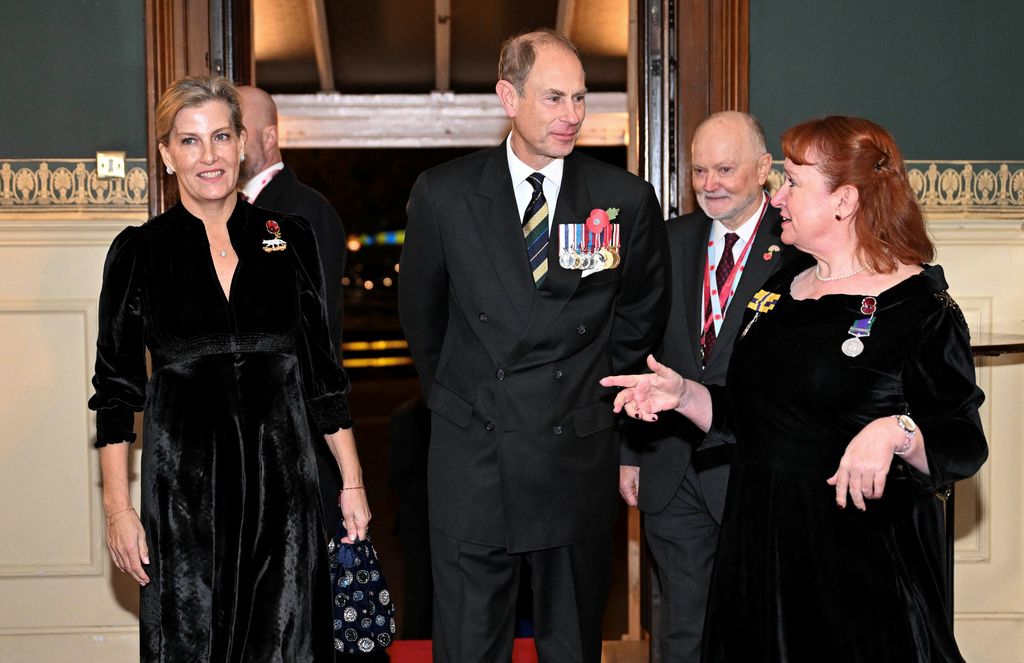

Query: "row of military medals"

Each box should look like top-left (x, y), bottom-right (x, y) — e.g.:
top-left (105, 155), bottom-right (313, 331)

top-left (842, 296), bottom-right (877, 357)
top-left (558, 218), bottom-right (621, 271)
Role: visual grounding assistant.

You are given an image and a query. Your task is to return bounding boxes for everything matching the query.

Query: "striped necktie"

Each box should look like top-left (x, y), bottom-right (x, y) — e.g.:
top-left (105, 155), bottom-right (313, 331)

top-left (701, 231), bottom-right (740, 362)
top-left (523, 172), bottom-right (549, 287)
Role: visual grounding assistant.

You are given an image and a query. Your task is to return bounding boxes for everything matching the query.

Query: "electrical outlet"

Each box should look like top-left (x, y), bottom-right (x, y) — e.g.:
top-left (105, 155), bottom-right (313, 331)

top-left (96, 151), bottom-right (126, 179)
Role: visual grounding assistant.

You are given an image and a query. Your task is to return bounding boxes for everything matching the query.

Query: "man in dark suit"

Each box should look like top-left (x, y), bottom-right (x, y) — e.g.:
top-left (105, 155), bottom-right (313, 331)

top-left (398, 29), bottom-right (670, 663)
top-left (238, 85), bottom-right (347, 354)
top-left (619, 111), bottom-right (805, 662)
top-left (238, 85), bottom-right (348, 528)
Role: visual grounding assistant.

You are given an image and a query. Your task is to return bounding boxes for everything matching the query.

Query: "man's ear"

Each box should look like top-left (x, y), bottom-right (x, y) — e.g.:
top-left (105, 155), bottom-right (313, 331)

top-left (265, 124), bottom-right (278, 152)
top-left (495, 80), bottom-right (519, 119)
top-left (755, 152), bottom-right (773, 185)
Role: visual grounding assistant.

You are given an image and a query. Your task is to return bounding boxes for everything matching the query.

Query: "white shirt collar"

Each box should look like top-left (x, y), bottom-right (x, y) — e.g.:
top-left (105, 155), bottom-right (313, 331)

top-left (505, 134), bottom-right (564, 189)
top-left (241, 161), bottom-right (285, 201)
top-left (710, 192), bottom-right (769, 249)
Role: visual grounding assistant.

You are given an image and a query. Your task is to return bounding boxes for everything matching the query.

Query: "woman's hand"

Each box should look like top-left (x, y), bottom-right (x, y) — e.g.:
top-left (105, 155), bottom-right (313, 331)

top-left (827, 417), bottom-right (902, 510)
top-left (600, 354), bottom-right (688, 422)
top-left (338, 487), bottom-right (371, 544)
top-left (106, 508), bottom-right (150, 586)
top-left (325, 426), bottom-right (372, 542)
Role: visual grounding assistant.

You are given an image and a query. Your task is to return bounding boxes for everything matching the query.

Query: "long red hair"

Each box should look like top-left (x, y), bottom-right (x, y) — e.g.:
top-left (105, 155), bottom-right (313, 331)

top-left (780, 116), bottom-right (933, 273)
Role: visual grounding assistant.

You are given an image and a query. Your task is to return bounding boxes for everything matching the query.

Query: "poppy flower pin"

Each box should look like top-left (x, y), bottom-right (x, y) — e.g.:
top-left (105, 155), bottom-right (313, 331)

top-left (262, 219), bottom-right (288, 253)
top-left (585, 207), bottom-right (619, 235)
top-left (763, 245), bottom-right (780, 261)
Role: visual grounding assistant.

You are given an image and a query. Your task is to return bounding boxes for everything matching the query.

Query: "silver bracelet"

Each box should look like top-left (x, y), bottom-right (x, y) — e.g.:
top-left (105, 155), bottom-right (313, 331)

top-left (894, 414), bottom-right (916, 455)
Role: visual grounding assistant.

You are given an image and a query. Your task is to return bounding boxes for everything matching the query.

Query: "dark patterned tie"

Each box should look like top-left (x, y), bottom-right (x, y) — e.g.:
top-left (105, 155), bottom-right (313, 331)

top-left (523, 173), bottom-right (549, 287)
top-left (701, 232), bottom-right (740, 361)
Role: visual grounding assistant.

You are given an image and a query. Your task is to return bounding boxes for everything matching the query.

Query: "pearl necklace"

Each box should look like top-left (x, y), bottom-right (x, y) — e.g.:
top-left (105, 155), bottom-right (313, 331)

top-left (815, 263), bottom-right (866, 282)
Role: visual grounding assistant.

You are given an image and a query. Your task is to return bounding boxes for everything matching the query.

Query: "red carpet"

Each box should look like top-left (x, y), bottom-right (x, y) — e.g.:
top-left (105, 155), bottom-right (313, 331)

top-left (389, 638), bottom-right (539, 662)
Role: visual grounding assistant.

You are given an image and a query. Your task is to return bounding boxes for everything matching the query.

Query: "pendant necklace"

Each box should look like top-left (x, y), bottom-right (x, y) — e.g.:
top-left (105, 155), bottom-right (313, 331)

top-left (211, 238), bottom-right (230, 258)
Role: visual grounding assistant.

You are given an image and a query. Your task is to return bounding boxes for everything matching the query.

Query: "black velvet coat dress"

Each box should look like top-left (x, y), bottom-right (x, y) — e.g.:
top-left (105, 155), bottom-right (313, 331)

top-left (701, 263), bottom-right (987, 662)
top-left (89, 199), bottom-right (350, 662)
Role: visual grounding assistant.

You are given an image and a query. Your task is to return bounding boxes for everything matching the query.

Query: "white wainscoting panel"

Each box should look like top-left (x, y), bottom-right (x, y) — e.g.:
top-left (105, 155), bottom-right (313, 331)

top-left (936, 223), bottom-right (1024, 663)
top-left (0, 218), bottom-right (143, 661)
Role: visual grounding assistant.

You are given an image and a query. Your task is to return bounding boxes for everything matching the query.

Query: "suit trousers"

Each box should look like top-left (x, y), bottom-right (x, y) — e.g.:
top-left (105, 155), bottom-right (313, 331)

top-left (429, 526), bottom-right (612, 663)
top-left (645, 461), bottom-right (721, 663)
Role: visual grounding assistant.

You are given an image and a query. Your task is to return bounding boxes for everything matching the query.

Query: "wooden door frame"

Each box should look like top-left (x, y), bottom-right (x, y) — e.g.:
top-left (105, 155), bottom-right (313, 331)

top-left (637, 0), bottom-right (748, 218)
top-left (145, 0), bottom-right (252, 217)
top-left (633, 1), bottom-right (747, 657)
top-left (146, 0), bottom-right (746, 217)
top-left (145, 2), bottom-right (748, 652)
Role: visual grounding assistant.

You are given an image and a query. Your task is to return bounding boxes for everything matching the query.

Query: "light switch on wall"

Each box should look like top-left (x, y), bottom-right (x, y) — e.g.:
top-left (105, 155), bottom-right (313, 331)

top-left (96, 151), bottom-right (126, 179)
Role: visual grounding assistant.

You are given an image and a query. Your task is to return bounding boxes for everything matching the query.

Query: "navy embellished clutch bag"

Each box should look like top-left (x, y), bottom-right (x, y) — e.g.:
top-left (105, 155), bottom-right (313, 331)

top-left (328, 518), bottom-right (397, 655)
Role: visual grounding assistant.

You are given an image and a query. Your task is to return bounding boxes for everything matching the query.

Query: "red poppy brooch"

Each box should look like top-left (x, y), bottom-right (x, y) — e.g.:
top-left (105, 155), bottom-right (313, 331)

top-left (262, 220), bottom-right (288, 253)
top-left (558, 207), bottom-right (622, 272)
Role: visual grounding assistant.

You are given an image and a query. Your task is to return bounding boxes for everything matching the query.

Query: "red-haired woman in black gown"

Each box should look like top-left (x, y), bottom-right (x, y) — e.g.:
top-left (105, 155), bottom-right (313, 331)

top-left (603, 116), bottom-right (987, 662)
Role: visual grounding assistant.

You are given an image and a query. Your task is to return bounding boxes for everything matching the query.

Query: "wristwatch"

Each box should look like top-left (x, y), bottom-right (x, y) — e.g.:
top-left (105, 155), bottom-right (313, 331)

top-left (894, 414), bottom-right (916, 455)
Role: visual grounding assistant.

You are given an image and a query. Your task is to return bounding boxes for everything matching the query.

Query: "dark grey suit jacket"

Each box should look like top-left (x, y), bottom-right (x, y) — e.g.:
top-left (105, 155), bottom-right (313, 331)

top-left (399, 144), bottom-right (670, 553)
top-left (252, 164), bottom-right (347, 530)
top-left (253, 165), bottom-right (346, 353)
top-left (622, 203), bottom-right (806, 521)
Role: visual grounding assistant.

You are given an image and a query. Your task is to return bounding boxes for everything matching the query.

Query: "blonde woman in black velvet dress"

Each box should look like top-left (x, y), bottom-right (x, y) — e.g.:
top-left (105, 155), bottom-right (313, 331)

top-left (89, 75), bottom-right (370, 662)
top-left (602, 116), bottom-right (987, 662)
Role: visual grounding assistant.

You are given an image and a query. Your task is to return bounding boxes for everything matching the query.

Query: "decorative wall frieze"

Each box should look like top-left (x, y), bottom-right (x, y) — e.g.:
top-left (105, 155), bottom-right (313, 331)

top-left (769, 161), bottom-right (1024, 219)
top-left (0, 158), bottom-right (148, 217)
top-left (2, 156), bottom-right (1019, 219)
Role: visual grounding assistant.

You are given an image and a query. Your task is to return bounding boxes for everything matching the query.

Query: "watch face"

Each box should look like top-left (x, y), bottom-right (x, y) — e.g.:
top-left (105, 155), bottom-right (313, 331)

top-left (898, 414), bottom-right (917, 432)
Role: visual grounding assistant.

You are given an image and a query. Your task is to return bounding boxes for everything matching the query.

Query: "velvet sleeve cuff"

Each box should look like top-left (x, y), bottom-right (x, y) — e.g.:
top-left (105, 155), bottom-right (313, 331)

top-left (706, 384), bottom-right (733, 439)
top-left (94, 407), bottom-right (138, 448)
top-left (308, 392), bottom-right (353, 435)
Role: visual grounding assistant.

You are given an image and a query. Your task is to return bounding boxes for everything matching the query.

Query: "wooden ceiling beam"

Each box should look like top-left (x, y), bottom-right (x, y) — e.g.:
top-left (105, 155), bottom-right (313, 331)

top-left (556, 0), bottom-right (577, 37)
top-left (305, 0), bottom-right (335, 91)
top-left (434, 0), bottom-right (451, 91)
top-left (274, 91), bottom-right (627, 148)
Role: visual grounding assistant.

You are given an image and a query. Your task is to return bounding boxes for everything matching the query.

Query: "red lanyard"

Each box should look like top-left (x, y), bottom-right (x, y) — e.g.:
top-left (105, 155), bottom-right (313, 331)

top-left (701, 196), bottom-right (769, 336)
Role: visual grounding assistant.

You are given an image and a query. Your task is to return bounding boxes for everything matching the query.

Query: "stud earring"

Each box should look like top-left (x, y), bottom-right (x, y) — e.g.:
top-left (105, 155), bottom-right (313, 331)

top-left (166, 165), bottom-right (174, 175)
top-left (834, 211), bottom-right (841, 221)
top-left (240, 153), bottom-right (246, 162)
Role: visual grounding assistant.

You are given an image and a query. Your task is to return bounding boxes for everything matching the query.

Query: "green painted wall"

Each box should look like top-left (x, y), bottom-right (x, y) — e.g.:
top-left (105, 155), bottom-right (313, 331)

top-left (750, 1), bottom-right (1024, 160)
top-left (1, 1), bottom-right (147, 158)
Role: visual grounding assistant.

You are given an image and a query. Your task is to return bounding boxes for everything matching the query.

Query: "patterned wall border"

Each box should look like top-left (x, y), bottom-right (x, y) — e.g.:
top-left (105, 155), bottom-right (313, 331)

top-left (769, 161), bottom-right (1024, 219)
top-left (1, 157), bottom-right (1021, 218)
top-left (0, 158), bottom-right (148, 215)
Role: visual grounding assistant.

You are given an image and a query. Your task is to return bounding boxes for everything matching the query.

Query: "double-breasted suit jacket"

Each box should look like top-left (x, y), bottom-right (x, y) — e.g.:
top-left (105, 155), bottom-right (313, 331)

top-left (625, 204), bottom-right (806, 520)
top-left (399, 143), bottom-right (670, 553)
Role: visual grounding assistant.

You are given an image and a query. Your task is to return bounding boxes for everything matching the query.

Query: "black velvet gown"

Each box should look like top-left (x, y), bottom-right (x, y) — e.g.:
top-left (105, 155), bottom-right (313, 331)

top-left (89, 199), bottom-right (350, 662)
top-left (701, 264), bottom-right (987, 663)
